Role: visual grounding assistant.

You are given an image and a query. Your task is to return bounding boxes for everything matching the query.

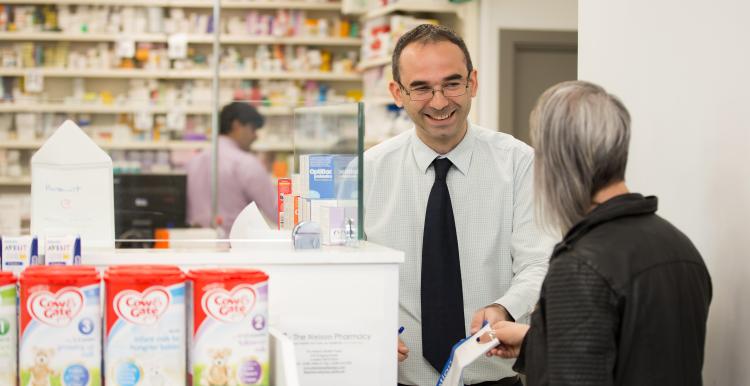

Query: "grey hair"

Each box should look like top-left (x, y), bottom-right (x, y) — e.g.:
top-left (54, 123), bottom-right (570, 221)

top-left (530, 80), bottom-right (631, 235)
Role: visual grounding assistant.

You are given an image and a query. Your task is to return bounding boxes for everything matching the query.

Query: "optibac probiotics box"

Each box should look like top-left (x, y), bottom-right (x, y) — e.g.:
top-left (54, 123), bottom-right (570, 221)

top-left (188, 268), bottom-right (269, 386)
top-left (19, 265), bottom-right (101, 386)
top-left (104, 265), bottom-right (186, 386)
top-left (0, 272), bottom-right (17, 386)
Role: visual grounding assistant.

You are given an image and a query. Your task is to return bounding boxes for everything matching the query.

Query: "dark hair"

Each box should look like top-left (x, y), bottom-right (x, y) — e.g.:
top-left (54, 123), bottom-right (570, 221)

top-left (219, 102), bottom-right (265, 135)
top-left (391, 24), bottom-right (473, 84)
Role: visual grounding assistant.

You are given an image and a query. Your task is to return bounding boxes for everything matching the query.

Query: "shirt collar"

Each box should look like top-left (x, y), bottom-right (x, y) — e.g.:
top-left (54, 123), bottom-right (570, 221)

top-left (411, 122), bottom-right (476, 176)
top-left (219, 135), bottom-right (242, 151)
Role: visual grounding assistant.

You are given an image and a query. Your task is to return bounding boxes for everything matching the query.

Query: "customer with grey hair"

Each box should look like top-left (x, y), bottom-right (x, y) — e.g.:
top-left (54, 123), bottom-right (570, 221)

top-left (479, 80), bottom-right (712, 386)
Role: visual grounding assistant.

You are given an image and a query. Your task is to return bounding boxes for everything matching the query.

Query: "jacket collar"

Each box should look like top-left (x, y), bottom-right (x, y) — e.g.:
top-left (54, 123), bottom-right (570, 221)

top-left (552, 193), bottom-right (658, 257)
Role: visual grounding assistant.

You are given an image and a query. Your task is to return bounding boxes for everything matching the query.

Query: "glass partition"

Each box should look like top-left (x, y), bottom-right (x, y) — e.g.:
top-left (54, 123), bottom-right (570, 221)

top-left (290, 102), bottom-right (364, 244)
top-left (0, 1), bottom-right (366, 252)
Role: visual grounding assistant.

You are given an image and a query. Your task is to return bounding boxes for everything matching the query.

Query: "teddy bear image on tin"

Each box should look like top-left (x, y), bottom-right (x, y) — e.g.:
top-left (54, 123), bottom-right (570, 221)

top-left (28, 347), bottom-right (58, 386)
top-left (202, 348), bottom-right (235, 386)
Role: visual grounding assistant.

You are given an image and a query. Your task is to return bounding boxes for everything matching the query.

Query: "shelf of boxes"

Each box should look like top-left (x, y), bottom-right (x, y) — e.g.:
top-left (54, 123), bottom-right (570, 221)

top-left (0, 139), bottom-right (210, 150)
top-left (0, 138), bottom-right (292, 151)
top-left (361, 1), bottom-right (461, 20)
top-left (0, 176), bottom-right (31, 186)
top-left (0, 103), bottom-right (295, 115)
top-left (0, 32), bottom-right (361, 46)
top-left (357, 56), bottom-right (391, 71)
top-left (0, 68), bottom-right (361, 80)
top-left (0, 0), bottom-right (343, 10)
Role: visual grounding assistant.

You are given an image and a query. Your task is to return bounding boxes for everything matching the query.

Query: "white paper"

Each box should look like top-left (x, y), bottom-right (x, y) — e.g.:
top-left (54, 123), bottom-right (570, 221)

top-left (166, 107), bottom-right (186, 130)
top-left (31, 120), bottom-right (114, 250)
top-left (281, 319), bottom-right (380, 386)
top-left (134, 109), bottom-right (154, 131)
top-left (0, 197), bottom-right (22, 235)
top-left (24, 69), bottom-right (44, 93)
top-left (436, 324), bottom-right (500, 386)
top-left (168, 33), bottom-right (188, 59)
top-left (116, 38), bottom-right (135, 58)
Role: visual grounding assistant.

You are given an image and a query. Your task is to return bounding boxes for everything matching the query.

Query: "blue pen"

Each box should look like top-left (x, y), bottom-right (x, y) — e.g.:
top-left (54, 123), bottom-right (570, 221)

top-left (398, 326), bottom-right (405, 335)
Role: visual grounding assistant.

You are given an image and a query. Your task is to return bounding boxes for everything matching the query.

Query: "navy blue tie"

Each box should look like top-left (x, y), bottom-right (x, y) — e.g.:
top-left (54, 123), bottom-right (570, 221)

top-left (421, 157), bottom-right (465, 372)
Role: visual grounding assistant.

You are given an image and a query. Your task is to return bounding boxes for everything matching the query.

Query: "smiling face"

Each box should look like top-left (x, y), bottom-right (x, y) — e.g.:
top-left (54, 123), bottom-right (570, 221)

top-left (390, 40), bottom-right (478, 154)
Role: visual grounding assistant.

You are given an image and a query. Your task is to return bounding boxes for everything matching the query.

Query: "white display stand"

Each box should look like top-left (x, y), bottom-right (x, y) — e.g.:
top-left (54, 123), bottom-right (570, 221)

top-left (85, 241), bottom-right (403, 386)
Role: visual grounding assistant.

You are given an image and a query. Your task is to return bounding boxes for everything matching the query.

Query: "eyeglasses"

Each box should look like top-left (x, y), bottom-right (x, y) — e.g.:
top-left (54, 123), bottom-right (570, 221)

top-left (400, 79), bottom-right (471, 101)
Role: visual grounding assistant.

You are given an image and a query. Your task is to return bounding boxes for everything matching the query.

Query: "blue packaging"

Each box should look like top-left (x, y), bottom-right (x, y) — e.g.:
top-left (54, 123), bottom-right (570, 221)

top-left (308, 154), bottom-right (335, 199)
top-left (0, 235), bottom-right (40, 273)
top-left (307, 154), bottom-right (357, 200)
top-left (44, 235), bottom-right (82, 265)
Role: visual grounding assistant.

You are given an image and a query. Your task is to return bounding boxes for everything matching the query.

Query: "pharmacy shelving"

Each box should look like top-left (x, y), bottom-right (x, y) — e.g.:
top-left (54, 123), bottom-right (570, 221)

top-left (361, 1), bottom-right (461, 20)
top-left (0, 176), bottom-right (32, 186)
top-left (0, 32), bottom-right (361, 46)
top-left (0, 138), bottom-right (295, 152)
top-left (0, 0), bottom-right (343, 10)
top-left (0, 0), bottom-right (364, 194)
top-left (0, 139), bottom-right (210, 151)
top-left (0, 103), bottom-right (295, 116)
top-left (357, 56), bottom-right (391, 71)
top-left (0, 68), bottom-right (360, 81)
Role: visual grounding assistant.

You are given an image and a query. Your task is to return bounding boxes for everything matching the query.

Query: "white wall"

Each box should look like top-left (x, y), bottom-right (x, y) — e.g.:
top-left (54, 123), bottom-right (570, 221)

top-left (579, 1), bottom-right (750, 384)
top-left (476, 0), bottom-right (578, 129)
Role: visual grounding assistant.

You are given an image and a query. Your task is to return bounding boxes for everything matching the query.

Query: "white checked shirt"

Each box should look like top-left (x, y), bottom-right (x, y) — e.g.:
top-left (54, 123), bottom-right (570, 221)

top-left (364, 123), bottom-right (554, 386)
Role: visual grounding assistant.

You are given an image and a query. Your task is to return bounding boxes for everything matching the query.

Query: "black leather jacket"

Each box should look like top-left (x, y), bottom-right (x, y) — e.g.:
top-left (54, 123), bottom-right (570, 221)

top-left (515, 193), bottom-right (712, 386)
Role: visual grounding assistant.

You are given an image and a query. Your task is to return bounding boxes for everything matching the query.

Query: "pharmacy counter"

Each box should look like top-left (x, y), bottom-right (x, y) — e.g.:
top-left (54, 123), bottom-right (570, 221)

top-left (84, 241), bottom-right (403, 386)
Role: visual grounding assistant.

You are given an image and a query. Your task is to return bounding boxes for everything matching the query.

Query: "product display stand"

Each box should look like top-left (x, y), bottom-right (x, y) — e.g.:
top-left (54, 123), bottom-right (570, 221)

top-left (86, 241), bottom-right (403, 386)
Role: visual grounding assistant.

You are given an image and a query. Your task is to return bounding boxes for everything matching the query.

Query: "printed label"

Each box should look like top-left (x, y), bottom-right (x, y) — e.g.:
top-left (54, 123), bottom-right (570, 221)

top-left (20, 284), bottom-right (101, 386)
top-left (106, 284), bottom-right (186, 386)
top-left (114, 287), bottom-right (171, 325)
top-left (28, 287), bottom-right (84, 327)
top-left (202, 285), bottom-right (256, 323)
top-left (0, 284), bottom-right (17, 386)
top-left (192, 282), bottom-right (269, 386)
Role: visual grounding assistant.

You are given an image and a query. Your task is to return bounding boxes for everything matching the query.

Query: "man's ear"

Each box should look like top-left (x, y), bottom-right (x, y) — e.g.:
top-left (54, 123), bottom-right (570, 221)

top-left (469, 69), bottom-right (478, 98)
top-left (389, 81), bottom-right (405, 108)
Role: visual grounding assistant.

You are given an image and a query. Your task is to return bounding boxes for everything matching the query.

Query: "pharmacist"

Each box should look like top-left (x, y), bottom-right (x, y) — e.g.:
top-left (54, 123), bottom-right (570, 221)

top-left (363, 25), bottom-right (554, 386)
top-left (187, 102), bottom-right (277, 235)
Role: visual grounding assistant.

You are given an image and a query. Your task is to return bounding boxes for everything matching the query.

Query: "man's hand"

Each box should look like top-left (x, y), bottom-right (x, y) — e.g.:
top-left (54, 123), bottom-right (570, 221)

top-left (470, 303), bottom-right (513, 335)
top-left (478, 321), bottom-right (529, 359)
top-left (398, 338), bottom-right (409, 362)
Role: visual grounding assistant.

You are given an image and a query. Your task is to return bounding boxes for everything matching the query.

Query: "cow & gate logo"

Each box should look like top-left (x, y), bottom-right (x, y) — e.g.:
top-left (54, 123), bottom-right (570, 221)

top-left (28, 287), bottom-right (84, 326)
top-left (114, 287), bottom-right (171, 325)
top-left (202, 285), bottom-right (257, 323)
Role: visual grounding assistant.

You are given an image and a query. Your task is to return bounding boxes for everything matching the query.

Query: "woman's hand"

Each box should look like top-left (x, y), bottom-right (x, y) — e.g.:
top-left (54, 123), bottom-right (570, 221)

top-left (478, 321), bottom-right (530, 358)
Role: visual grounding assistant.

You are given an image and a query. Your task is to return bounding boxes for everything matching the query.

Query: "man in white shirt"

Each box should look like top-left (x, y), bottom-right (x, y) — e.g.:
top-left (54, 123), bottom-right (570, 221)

top-left (364, 24), bottom-right (553, 386)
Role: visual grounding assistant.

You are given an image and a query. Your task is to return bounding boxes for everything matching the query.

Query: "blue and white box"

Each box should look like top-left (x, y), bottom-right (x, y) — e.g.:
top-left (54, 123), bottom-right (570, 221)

top-left (1, 235), bottom-right (40, 273)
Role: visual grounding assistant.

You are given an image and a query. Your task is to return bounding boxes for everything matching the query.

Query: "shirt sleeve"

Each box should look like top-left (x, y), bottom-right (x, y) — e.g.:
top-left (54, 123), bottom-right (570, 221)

top-left (238, 156), bottom-right (278, 225)
top-left (496, 152), bottom-right (554, 321)
top-left (543, 256), bottom-right (619, 386)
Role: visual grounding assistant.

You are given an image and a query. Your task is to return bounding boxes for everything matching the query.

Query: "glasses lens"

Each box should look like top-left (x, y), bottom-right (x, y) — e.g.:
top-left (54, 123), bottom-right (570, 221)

top-left (411, 91), bottom-right (432, 101)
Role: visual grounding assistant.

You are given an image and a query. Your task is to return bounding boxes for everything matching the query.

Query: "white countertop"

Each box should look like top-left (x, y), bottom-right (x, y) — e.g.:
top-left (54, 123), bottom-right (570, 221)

top-left (82, 241), bottom-right (404, 266)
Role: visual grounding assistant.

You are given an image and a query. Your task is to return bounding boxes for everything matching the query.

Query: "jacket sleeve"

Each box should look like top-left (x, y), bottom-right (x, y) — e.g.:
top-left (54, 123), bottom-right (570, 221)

top-left (496, 152), bottom-right (555, 321)
top-left (544, 256), bottom-right (619, 386)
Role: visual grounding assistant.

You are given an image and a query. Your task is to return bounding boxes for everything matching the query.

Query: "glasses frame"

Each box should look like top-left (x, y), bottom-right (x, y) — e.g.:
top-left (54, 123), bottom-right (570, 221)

top-left (398, 73), bottom-right (472, 102)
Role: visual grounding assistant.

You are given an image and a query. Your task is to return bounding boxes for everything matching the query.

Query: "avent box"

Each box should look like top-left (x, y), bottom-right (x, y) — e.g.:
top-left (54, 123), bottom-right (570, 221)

top-left (188, 268), bottom-right (269, 386)
top-left (104, 265), bottom-right (186, 386)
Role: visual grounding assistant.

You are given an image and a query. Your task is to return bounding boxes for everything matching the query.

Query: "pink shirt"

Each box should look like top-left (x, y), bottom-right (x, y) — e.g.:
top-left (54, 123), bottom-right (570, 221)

top-left (187, 136), bottom-right (278, 234)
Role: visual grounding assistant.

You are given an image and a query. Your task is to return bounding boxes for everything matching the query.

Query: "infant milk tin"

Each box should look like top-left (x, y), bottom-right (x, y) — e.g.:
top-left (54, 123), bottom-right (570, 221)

top-left (19, 265), bottom-right (101, 386)
top-left (188, 268), bottom-right (269, 386)
top-left (104, 265), bottom-right (186, 386)
top-left (0, 272), bottom-right (17, 386)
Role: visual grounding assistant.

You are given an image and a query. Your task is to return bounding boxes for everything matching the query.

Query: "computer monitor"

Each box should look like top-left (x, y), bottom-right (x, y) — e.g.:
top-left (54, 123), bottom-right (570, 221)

top-left (113, 173), bottom-right (187, 248)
